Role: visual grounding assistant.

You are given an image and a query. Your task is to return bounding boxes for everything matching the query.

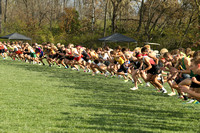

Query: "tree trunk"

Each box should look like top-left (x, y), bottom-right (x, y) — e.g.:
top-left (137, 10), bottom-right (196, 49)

top-left (194, 0), bottom-right (200, 33)
top-left (74, 0), bottom-right (76, 9)
top-left (0, 0), bottom-right (2, 33)
top-left (112, 5), bottom-right (116, 33)
top-left (4, 0), bottom-right (7, 23)
top-left (103, 0), bottom-right (108, 37)
top-left (91, 0), bottom-right (95, 32)
top-left (136, 0), bottom-right (144, 32)
top-left (63, 0), bottom-right (66, 12)
top-left (50, 0), bottom-right (53, 31)
top-left (179, 10), bottom-right (197, 47)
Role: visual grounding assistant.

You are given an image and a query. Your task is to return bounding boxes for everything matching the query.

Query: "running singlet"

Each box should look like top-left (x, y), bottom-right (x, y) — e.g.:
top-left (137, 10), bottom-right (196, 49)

top-left (0, 45), bottom-right (4, 50)
top-left (190, 70), bottom-right (197, 77)
top-left (181, 57), bottom-right (186, 70)
top-left (35, 47), bottom-right (42, 54)
top-left (143, 55), bottom-right (155, 65)
top-left (115, 57), bottom-right (124, 65)
top-left (51, 49), bottom-right (56, 54)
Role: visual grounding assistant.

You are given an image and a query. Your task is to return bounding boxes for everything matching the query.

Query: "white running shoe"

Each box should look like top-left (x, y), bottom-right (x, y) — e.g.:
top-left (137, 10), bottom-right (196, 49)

top-left (168, 92), bottom-right (176, 96)
top-left (130, 87), bottom-right (138, 90)
top-left (124, 79), bottom-right (129, 83)
top-left (146, 82), bottom-right (150, 87)
top-left (161, 88), bottom-right (167, 94)
top-left (71, 67), bottom-right (76, 70)
top-left (118, 75), bottom-right (122, 78)
top-left (186, 99), bottom-right (195, 104)
top-left (105, 72), bottom-right (109, 77)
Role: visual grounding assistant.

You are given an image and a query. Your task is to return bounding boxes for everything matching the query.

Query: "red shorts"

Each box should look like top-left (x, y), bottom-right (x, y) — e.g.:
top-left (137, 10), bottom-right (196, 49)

top-left (16, 51), bottom-right (23, 54)
top-left (74, 56), bottom-right (82, 61)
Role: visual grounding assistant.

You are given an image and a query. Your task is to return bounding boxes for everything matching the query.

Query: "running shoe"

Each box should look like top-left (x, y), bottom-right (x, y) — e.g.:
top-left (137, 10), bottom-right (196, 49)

top-left (168, 92), bottom-right (176, 96)
top-left (146, 82), bottom-right (150, 87)
top-left (71, 67), bottom-right (76, 70)
top-left (124, 79), bottom-right (129, 83)
top-left (139, 83), bottom-right (144, 86)
top-left (192, 100), bottom-right (199, 104)
top-left (130, 87), bottom-right (138, 90)
top-left (186, 99), bottom-right (195, 104)
top-left (161, 88), bottom-right (167, 93)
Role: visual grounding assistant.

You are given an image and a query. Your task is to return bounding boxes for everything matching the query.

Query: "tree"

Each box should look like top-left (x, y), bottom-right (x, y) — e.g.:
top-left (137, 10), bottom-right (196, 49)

top-left (103, 0), bottom-right (108, 36)
top-left (59, 8), bottom-right (80, 34)
top-left (110, 0), bottom-right (122, 33)
top-left (137, 0), bottom-right (144, 32)
top-left (0, 0), bottom-right (2, 33)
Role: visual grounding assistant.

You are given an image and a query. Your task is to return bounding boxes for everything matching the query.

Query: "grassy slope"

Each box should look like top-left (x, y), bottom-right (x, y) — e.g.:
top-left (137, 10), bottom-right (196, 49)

top-left (0, 59), bottom-right (200, 133)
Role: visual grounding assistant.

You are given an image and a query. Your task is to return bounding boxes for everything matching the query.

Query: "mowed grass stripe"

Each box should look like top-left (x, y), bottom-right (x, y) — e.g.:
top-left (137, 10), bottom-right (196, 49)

top-left (0, 59), bottom-right (200, 133)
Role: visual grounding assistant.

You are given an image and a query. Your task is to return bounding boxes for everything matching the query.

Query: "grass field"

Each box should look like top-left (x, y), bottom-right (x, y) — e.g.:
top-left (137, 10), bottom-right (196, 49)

top-left (0, 58), bottom-right (200, 133)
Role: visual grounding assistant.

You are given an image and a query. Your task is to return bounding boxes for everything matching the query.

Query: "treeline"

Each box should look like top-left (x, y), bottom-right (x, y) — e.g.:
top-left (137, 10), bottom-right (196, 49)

top-left (0, 0), bottom-right (200, 50)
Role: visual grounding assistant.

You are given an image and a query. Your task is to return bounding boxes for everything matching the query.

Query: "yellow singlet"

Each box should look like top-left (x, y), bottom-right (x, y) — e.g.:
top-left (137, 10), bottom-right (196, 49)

top-left (115, 57), bottom-right (124, 65)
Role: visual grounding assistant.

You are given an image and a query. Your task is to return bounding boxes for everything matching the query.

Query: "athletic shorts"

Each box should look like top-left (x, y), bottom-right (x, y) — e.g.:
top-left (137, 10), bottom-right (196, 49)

top-left (94, 60), bottom-right (99, 64)
top-left (24, 52), bottom-right (31, 55)
top-left (66, 56), bottom-right (74, 60)
top-left (0, 49), bottom-right (5, 53)
top-left (104, 61), bottom-right (110, 67)
top-left (16, 50), bottom-right (23, 55)
top-left (147, 65), bottom-right (160, 75)
top-left (39, 52), bottom-right (44, 58)
top-left (74, 56), bottom-right (82, 61)
top-left (49, 54), bottom-right (57, 59)
top-left (117, 63), bottom-right (128, 73)
top-left (30, 53), bottom-right (36, 58)
top-left (175, 74), bottom-right (191, 84)
top-left (82, 57), bottom-right (89, 62)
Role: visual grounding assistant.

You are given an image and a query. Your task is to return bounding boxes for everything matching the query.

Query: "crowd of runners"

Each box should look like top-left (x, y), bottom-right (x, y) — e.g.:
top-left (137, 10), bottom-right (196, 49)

top-left (0, 41), bottom-right (200, 103)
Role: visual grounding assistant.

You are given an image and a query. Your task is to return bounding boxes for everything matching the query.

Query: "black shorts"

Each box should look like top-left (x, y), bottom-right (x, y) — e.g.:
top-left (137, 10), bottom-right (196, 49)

top-left (0, 49), bottom-right (4, 53)
top-left (147, 65), bottom-right (161, 75)
top-left (49, 54), bottom-right (57, 59)
top-left (82, 57), bottom-right (89, 62)
top-left (133, 62), bottom-right (141, 69)
top-left (24, 52), bottom-right (31, 55)
top-left (175, 74), bottom-right (191, 84)
top-left (65, 56), bottom-right (74, 60)
top-left (57, 54), bottom-right (64, 59)
top-left (117, 64), bottom-right (128, 73)
top-left (94, 60), bottom-right (99, 64)
top-left (104, 61), bottom-right (110, 67)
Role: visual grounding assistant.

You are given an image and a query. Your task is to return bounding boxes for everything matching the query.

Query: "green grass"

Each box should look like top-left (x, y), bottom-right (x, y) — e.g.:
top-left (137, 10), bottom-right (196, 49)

top-left (0, 59), bottom-right (200, 133)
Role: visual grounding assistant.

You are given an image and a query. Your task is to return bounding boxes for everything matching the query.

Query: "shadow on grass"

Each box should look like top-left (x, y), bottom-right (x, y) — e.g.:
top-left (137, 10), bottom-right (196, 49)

top-left (8, 61), bottom-right (199, 132)
top-left (59, 104), bottom-right (188, 132)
